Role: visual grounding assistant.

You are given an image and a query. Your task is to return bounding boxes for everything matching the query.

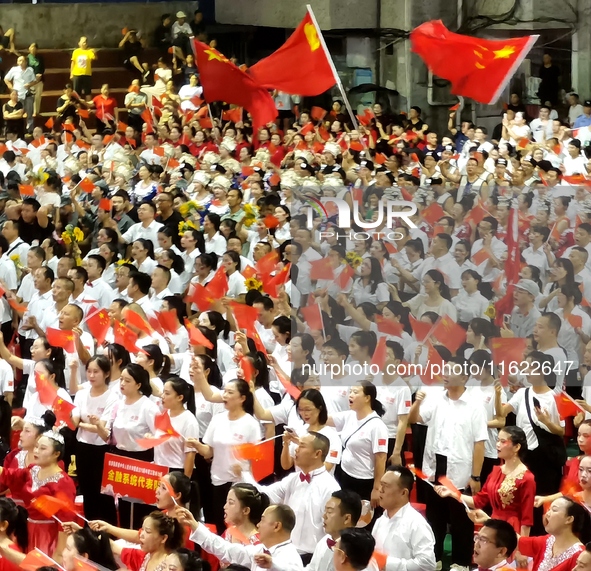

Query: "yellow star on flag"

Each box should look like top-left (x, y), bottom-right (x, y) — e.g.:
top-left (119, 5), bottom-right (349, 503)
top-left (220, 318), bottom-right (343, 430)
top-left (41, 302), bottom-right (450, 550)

top-left (493, 45), bottom-right (516, 59)
top-left (204, 49), bottom-right (228, 63)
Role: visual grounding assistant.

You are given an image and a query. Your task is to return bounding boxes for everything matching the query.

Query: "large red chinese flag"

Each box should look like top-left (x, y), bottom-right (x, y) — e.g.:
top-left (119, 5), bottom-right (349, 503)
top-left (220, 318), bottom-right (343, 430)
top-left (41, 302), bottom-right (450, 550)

top-left (248, 12), bottom-right (336, 96)
top-left (410, 20), bottom-right (538, 104)
top-left (429, 315), bottom-right (467, 354)
top-left (554, 391), bottom-right (585, 420)
top-left (192, 40), bottom-right (277, 132)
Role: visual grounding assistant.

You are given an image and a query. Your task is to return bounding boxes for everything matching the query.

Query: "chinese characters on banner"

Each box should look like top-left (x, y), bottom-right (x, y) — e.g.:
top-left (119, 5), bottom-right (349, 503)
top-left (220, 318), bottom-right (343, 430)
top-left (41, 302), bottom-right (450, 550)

top-left (100, 453), bottom-right (168, 504)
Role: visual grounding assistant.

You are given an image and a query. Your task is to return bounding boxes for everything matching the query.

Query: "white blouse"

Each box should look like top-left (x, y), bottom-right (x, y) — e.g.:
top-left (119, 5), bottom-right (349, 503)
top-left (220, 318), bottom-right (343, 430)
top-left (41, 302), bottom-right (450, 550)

top-left (112, 395), bottom-right (159, 452)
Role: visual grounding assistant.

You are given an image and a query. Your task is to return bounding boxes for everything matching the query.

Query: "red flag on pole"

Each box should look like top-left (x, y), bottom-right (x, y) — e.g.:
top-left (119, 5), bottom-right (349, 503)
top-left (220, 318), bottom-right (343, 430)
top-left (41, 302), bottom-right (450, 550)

top-left (300, 304), bottom-right (324, 332)
top-left (247, 11), bottom-right (336, 96)
top-left (309, 258), bottom-right (335, 281)
top-left (410, 20), bottom-right (538, 104)
top-left (155, 411), bottom-right (181, 437)
top-left (491, 337), bottom-right (527, 386)
top-left (36, 372), bottom-right (58, 406)
top-left (429, 315), bottom-right (467, 354)
top-left (114, 321), bottom-right (139, 353)
top-left (229, 302), bottom-right (259, 333)
top-left (192, 40), bottom-right (277, 132)
top-left (53, 396), bottom-right (76, 429)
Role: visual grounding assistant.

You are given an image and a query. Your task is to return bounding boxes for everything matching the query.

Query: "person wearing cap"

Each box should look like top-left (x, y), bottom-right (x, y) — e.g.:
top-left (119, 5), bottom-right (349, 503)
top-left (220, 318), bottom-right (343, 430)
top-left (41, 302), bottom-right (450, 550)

top-left (171, 11), bottom-right (193, 63)
top-left (573, 100), bottom-right (591, 130)
top-left (501, 279), bottom-right (541, 339)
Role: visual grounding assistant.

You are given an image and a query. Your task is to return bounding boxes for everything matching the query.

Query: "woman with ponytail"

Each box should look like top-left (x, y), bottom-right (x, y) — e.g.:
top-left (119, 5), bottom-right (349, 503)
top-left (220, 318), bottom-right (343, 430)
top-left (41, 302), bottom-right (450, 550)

top-left (136, 344), bottom-right (172, 401)
top-left (222, 483), bottom-right (269, 545)
top-left (327, 381), bottom-right (388, 510)
top-left (161, 296), bottom-right (189, 353)
top-left (165, 549), bottom-right (208, 571)
top-left (153, 376), bottom-right (200, 477)
top-left (90, 471), bottom-right (199, 550)
top-left (198, 310), bottom-right (234, 374)
top-left (11, 359), bottom-right (71, 430)
top-left (60, 526), bottom-right (118, 571)
top-left (187, 360), bottom-right (260, 535)
top-left (0, 497), bottom-right (29, 570)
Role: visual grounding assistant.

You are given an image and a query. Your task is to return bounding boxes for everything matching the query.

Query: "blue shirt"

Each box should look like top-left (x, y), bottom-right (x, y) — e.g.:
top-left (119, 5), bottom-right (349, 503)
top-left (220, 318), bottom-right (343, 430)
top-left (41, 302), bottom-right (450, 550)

top-left (573, 114), bottom-right (591, 129)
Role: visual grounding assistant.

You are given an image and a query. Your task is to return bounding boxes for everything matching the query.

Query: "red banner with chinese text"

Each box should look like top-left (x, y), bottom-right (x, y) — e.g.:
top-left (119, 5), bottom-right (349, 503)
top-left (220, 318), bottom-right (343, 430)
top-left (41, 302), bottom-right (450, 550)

top-left (100, 453), bottom-right (168, 504)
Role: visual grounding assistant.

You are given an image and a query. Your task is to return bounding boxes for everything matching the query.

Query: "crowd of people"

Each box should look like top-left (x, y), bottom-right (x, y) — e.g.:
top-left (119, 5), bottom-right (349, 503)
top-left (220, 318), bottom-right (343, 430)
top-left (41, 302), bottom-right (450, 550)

top-left (0, 6), bottom-right (590, 571)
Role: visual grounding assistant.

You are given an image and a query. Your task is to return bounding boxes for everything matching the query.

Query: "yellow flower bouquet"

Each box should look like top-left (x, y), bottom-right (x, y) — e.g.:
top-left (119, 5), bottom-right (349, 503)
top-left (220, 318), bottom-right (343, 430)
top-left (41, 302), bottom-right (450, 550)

top-left (345, 251), bottom-right (364, 269)
top-left (61, 224), bottom-right (84, 245)
top-left (179, 200), bottom-right (204, 218)
top-left (245, 277), bottom-right (263, 292)
top-left (178, 220), bottom-right (197, 235)
top-left (242, 203), bottom-right (259, 228)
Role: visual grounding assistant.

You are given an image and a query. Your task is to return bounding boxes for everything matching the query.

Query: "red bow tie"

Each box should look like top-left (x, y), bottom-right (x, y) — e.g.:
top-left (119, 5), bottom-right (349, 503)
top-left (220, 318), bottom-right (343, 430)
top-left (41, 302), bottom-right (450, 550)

top-left (299, 473), bottom-right (311, 483)
top-left (326, 538), bottom-right (336, 549)
top-left (263, 549), bottom-right (271, 555)
top-left (86, 282), bottom-right (93, 287)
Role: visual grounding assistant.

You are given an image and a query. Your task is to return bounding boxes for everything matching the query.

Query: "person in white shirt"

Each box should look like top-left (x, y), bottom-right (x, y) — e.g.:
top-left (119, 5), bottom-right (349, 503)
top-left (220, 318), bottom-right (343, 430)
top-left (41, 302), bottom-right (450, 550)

top-left (84, 254), bottom-right (115, 311)
top-left (203, 213), bottom-right (228, 256)
top-left (111, 363), bottom-right (159, 528)
top-left (72, 354), bottom-right (119, 524)
top-left (306, 489), bottom-right (363, 571)
top-left (372, 465), bottom-right (436, 571)
top-left (186, 377), bottom-right (261, 534)
top-left (222, 251), bottom-right (247, 299)
top-left (328, 382), bottom-right (388, 517)
top-left (117, 201), bottom-right (163, 251)
top-left (414, 233), bottom-right (462, 296)
top-left (452, 269), bottom-right (489, 325)
top-left (127, 272), bottom-right (157, 319)
top-left (2, 220), bottom-right (30, 266)
top-left (150, 265), bottom-right (174, 312)
top-left (16, 247), bottom-right (44, 304)
top-left (238, 432), bottom-right (341, 564)
top-left (568, 93), bottom-right (585, 126)
top-left (153, 377), bottom-right (200, 474)
top-left (409, 356), bottom-right (488, 571)
top-left (471, 217), bottom-right (508, 285)
top-left (333, 528), bottom-right (376, 571)
top-left (501, 351), bottom-right (566, 535)
top-left (182, 503), bottom-right (305, 571)
top-left (473, 520), bottom-right (519, 571)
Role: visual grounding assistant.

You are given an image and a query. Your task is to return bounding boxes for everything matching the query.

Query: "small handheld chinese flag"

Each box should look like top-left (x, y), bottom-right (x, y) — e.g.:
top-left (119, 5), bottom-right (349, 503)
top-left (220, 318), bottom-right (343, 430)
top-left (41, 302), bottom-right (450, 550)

top-left (554, 391), bottom-right (585, 420)
top-left (21, 549), bottom-right (59, 571)
top-left (86, 308), bottom-right (111, 345)
top-left (229, 302), bottom-right (259, 333)
top-left (207, 268), bottom-right (230, 299)
top-left (157, 310), bottom-right (179, 334)
top-left (154, 411), bottom-right (181, 437)
top-left (79, 177), bottom-right (95, 193)
top-left (53, 396), bottom-right (76, 430)
top-left (46, 327), bottom-right (76, 353)
top-left (429, 315), bottom-right (467, 354)
top-left (421, 202), bottom-right (446, 226)
top-left (185, 321), bottom-right (214, 350)
top-left (411, 20), bottom-right (538, 105)
top-left (124, 309), bottom-right (153, 335)
top-left (186, 283), bottom-right (216, 312)
top-left (309, 257), bottom-right (335, 281)
top-left (409, 315), bottom-right (432, 342)
top-left (35, 372), bottom-right (58, 406)
top-left (375, 315), bottom-right (404, 337)
top-left (113, 321), bottom-right (139, 353)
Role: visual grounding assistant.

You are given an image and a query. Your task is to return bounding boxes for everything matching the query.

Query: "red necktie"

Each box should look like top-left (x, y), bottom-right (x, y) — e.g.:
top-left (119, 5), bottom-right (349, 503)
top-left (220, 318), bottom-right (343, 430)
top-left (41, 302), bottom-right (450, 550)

top-left (263, 549), bottom-right (271, 555)
top-left (326, 538), bottom-right (336, 549)
top-left (299, 473), bottom-right (311, 483)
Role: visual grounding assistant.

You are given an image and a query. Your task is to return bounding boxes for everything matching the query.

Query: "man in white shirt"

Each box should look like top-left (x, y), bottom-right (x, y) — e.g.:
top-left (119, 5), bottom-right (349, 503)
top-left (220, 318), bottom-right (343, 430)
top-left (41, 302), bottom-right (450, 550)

top-left (138, 133), bottom-right (162, 165)
top-left (150, 265), bottom-right (174, 312)
top-left (414, 233), bottom-right (462, 296)
top-left (17, 266), bottom-right (53, 353)
top-left (4, 55), bottom-right (36, 133)
top-left (409, 356), bottom-right (488, 571)
top-left (569, 247), bottom-right (591, 302)
top-left (127, 271), bottom-right (156, 318)
top-left (239, 432), bottom-right (340, 564)
top-left (473, 520), bottom-right (518, 571)
top-left (372, 465), bottom-right (436, 571)
top-left (306, 490), bottom-right (363, 571)
top-left (1, 220), bottom-right (29, 272)
top-left (117, 201), bottom-right (163, 251)
top-left (189, 504), bottom-right (304, 571)
top-left (253, 296), bottom-right (278, 354)
top-left (530, 106), bottom-right (555, 143)
top-left (333, 529), bottom-right (375, 571)
top-left (564, 223), bottom-right (591, 272)
top-left (568, 93), bottom-right (585, 126)
top-left (533, 313), bottom-right (570, 393)
top-left (84, 255), bottom-right (115, 310)
top-left (471, 217), bottom-right (507, 285)
top-left (67, 266), bottom-right (98, 318)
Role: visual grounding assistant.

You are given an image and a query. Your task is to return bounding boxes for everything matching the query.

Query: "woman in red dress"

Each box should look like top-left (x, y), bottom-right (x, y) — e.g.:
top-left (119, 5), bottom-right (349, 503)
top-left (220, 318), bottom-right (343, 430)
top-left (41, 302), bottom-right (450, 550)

top-left (535, 420), bottom-right (591, 508)
top-left (436, 426), bottom-right (535, 535)
top-left (518, 497), bottom-right (589, 571)
top-left (112, 511), bottom-right (184, 571)
top-left (0, 431), bottom-right (76, 557)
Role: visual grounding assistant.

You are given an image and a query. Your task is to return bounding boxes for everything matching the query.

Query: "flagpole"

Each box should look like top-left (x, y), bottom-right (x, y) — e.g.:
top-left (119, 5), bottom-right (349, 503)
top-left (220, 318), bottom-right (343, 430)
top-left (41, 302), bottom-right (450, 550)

top-left (306, 5), bottom-right (361, 135)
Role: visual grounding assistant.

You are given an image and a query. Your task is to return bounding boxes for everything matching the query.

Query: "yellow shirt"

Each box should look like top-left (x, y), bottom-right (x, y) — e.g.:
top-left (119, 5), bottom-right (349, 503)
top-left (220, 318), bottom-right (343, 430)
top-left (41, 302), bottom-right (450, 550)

top-left (71, 49), bottom-right (95, 76)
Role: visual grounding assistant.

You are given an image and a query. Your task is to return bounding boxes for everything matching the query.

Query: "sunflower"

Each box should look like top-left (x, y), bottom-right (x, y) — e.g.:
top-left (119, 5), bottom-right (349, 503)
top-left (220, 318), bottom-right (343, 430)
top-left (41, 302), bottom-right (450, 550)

top-left (179, 200), bottom-right (204, 217)
top-left (73, 227), bottom-right (84, 242)
top-left (116, 258), bottom-right (132, 266)
top-left (345, 251), bottom-right (364, 269)
top-left (178, 220), bottom-right (197, 235)
top-left (245, 277), bottom-right (263, 292)
top-left (242, 203), bottom-right (259, 228)
top-left (485, 303), bottom-right (496, 320)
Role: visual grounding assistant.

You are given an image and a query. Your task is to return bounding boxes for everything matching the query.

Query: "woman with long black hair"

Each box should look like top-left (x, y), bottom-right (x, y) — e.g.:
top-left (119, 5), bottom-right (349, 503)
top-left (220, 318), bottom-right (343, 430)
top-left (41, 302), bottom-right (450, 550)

top-left (136, 344), bottom-right (172, 401)
top-left (72, 355), bottom-right (119, 524)
top-left (198, 310), bottom-right (234, 373)
top-left (153, 376), bottom-right (199, 477)
top-left (106, 342), bottom-right (131, 394)
top-left (161, 296), bottom-right (189, 353)
top-left (187, 362), bottom-right (260, 535)
top-left (0, 497), bottom-right (29, 571)
top-left (349, 257), bottom-right (390, 308)
top-left (60, 526), bottom-right (118, 571)
top-left (131, 238), bottom-right (158, 275)
top-left (111, 363), bottom-right (159, 529)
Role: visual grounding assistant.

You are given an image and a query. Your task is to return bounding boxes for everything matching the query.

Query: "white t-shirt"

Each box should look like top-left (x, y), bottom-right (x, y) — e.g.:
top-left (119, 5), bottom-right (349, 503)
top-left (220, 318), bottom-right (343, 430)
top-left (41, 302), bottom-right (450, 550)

top-left (154, 410), bottom-right (200, 469)
top-left (376, 381), bottom-right (412, 439)
top-left (194, 389), bottom-right (226, 437)
top-left (331, 411), bottom-right (388, 479)
top-left (203, 411), bottom-right (261, 486)
top-left (289, 424), bottom-right (342, 472)
top-left (112, 396), bottom-right (159, 451)
top-left (508, 388), bottom-right (564, 450)
top-left (0, 359), bottom-right (14, 396)
top-left (73, 386), bottom-right (119, 446)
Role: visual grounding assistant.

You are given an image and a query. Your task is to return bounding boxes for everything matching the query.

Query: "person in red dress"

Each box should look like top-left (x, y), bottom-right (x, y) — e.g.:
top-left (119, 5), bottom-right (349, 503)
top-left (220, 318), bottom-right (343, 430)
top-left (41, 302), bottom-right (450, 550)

top-left (437, 426), bottom-right (535, 537)
top-left (0, 431), bottom-right (76, 558)
top-left (518, 497), bottom-right (589, 571)
top-left (0, 497), bottom-right (29, 571)
top-left (111, 511), bottom-right (184, 571)
top-left (535, 421), bottom-right (591, 508)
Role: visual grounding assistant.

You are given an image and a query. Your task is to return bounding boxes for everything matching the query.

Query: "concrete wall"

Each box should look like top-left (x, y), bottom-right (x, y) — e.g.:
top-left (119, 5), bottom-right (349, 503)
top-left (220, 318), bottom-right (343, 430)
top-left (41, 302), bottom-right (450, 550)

top-left (2, 2), bottom-right (199, 49)
top-left (215, 0), bottom-right (378, 30)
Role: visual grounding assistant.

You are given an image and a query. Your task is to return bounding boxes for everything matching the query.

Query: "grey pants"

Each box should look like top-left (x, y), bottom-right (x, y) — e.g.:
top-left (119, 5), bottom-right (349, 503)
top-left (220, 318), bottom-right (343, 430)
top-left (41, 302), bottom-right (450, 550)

top-left (22, 94), bottom-right (34, 133)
